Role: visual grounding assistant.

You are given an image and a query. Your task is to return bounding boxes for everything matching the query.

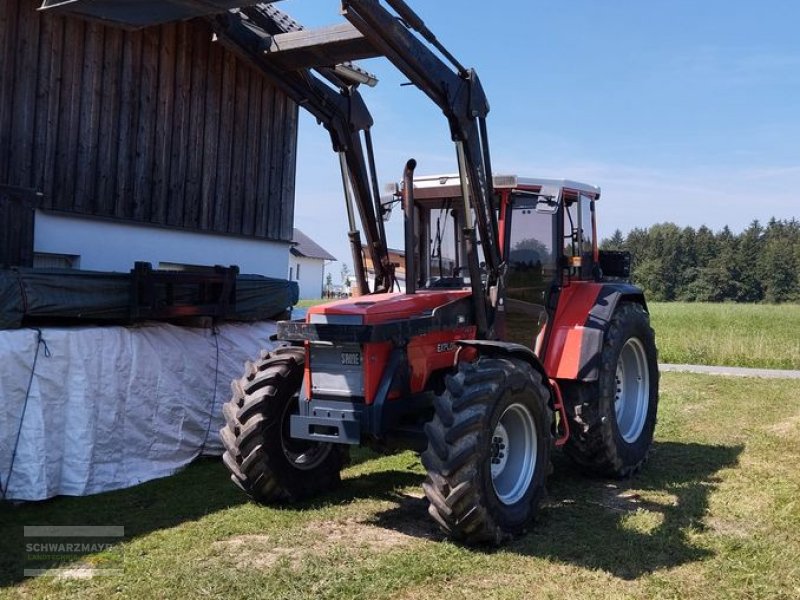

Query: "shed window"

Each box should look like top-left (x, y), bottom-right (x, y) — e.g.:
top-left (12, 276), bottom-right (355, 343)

top-left (33, 252), bottom-right (80, 269)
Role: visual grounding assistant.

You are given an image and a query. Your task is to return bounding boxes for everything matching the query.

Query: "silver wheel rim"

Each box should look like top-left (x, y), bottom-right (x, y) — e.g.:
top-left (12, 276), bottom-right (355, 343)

top-left (280, 397), bottom-right (332, 471)
top-left (490, 403), bottom-right (538, 506)
top-left (614, 337), bottom-right (650, 443)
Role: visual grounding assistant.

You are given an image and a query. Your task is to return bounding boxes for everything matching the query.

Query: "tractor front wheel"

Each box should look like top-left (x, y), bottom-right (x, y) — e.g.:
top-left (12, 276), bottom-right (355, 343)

top-left (563, 302), bottom-right (659, 477)
top-left (219, 346), bottom-right (346, 502)
top-left (421, 357), bottom-right (552, 545)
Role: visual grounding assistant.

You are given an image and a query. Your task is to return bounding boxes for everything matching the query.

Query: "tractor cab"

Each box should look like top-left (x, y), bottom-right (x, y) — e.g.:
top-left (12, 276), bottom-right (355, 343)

top-left (399, 173), bottom-right (602, 352)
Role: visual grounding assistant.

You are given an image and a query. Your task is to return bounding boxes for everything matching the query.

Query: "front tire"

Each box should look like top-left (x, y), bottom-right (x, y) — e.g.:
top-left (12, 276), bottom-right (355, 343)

top-left (421, 357), bottom-right (552, 545)
top-left (219, 346), bottom-right (347, 502)
top-left (563, 302), bottom-right (659, 477)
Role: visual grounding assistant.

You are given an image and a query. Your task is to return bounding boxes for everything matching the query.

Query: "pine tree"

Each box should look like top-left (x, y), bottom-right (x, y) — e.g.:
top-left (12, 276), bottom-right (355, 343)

top-left (608, 219), bottom-right (800, 303)
top-left (734, 220), bottom-right (764, 302)
top-left (602, 229), bottom-right (626, 250)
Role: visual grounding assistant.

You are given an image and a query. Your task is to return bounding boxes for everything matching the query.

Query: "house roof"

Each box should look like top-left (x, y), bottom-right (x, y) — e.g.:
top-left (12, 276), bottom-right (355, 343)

top-left (291, 229), bottom-right (336, 261)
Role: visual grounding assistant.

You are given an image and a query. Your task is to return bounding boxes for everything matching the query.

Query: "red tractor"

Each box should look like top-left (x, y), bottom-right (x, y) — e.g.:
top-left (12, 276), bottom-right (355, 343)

top-left (216, 0), bottom-right (659, 544)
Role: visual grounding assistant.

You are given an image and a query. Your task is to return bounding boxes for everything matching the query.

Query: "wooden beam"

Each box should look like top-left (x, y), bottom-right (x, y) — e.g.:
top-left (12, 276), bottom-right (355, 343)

top-left (264, 23), bottom-right (379, 70)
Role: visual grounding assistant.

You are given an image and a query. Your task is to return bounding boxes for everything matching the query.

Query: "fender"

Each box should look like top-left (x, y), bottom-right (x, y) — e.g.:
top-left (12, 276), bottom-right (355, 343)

top-left (455, 339), bottom-right (551, 388)
top-left (454, 338), bottom-right (573, 445)
top-left (544, 282), bottom-right (646, 382)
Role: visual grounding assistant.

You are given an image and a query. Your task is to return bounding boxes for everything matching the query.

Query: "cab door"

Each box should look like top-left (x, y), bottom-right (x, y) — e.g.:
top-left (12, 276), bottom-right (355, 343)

top-left (501, 193), bottom-right (559, 354)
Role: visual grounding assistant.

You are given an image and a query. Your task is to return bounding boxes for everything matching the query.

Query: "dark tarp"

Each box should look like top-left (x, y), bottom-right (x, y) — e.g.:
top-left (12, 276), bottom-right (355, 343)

top-left (0, 268), bottom-right (298, 329)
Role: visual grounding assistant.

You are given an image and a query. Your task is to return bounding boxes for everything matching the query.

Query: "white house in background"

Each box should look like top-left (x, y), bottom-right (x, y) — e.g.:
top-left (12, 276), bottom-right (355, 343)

top-left (364, 246), bottom-right (406, 293)
top-left (290, 229), bottom-right (336, 299)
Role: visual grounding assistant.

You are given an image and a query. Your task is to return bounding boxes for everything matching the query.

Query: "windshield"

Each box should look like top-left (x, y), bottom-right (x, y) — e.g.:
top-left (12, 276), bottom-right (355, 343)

top-left (420, 200), bottom-right (490, 289)
top-left (428, 202), bottom-right (460, 280)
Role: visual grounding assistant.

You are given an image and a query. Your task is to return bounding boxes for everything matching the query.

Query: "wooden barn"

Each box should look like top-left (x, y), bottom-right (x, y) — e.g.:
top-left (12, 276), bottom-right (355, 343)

top-left (0, 0), bottom-right (298, 277)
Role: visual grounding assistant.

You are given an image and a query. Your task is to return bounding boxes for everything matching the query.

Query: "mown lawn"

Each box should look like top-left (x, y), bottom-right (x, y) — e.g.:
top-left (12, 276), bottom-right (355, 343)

top-left (648, 302), bottom-right (800, 369)
top-left (295, 299), bottom-right (332, 309)
top-left (292, 300), bottom-right (800, 369)
top-left (2, 372), bottom-right (799, 599)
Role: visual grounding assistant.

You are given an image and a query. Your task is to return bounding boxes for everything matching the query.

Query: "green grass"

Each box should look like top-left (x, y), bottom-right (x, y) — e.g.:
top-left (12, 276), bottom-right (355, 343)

top-left (649, 302), bottom-right (800, 369)
top-left (295, 299), bottom-right (333, 308)
top-left (3, 372), bottom-right (800, 599)
top-left (291, 300), bottom-right (800, 369)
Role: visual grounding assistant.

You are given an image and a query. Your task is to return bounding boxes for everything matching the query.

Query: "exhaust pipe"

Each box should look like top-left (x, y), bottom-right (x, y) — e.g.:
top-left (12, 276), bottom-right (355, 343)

top-left (403, 159), bottom-right (417, 295)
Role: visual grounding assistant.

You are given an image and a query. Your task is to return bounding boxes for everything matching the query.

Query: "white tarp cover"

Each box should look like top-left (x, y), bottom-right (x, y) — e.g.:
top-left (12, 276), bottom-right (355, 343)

top-left (0, 322), bottom-right (277, 501)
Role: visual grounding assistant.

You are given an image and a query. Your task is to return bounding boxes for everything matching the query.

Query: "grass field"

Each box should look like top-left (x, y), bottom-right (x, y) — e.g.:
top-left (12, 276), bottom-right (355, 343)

top-left (644, 302), bottom-right (800, 370)
top-left (295, 299), bottom-right (331, 309)
top-left (294, 299), bottom-right (800, 369)
top-left (2, 372), bottom-right (799, 599)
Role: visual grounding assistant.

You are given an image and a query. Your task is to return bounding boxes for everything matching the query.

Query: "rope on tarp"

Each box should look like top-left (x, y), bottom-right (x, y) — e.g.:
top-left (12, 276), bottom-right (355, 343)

top-left (1, 328), bottom-right (50, 501)
top-left (199, 324), bottom-right (221, 456)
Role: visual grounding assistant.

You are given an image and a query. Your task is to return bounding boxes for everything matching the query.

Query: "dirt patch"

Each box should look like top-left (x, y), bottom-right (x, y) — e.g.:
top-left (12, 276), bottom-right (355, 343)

top-left (54, 567), bottom-right (98, 580)
top-left (367, 493), bottom-right (443, 542)
top-left (588, 483), bottom-right (677, 514)
top-left (706, 516), bottom-right (754, 539)
top-left (304, 517), bottom-right (420, 553)
top-left (587, 483), bottom-right (645, 513)
top-left (213, 500), bottom-right (434, 571)
top-left (212, 534), bottom-right (305, 569)
top-left (768, 413), bottom-right (800, 438)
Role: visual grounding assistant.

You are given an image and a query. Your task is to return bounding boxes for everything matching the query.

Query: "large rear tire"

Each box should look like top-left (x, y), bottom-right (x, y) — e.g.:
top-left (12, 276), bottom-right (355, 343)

top-left (220, 346), bottom-right (347, 502)
top-left (421, 357), bottom-right (552, 545)
top-left (563, 302), bottom-right (659, 477)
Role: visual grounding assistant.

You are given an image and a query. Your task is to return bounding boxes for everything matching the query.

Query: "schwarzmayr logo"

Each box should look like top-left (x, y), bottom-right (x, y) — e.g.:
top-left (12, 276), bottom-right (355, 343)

top-left (23, 526), bottom-right (124, 577)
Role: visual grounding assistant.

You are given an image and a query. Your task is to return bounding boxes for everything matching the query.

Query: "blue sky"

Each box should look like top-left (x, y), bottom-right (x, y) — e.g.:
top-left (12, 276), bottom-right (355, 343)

top-left (283, 0), bottom-right (800, 274)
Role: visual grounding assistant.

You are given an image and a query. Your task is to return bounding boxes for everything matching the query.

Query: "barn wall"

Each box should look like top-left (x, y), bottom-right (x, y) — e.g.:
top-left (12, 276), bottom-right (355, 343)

top-left (0, 0), bottom-right (298, 242)
top-left (0, 186), bottom-right (37, 268)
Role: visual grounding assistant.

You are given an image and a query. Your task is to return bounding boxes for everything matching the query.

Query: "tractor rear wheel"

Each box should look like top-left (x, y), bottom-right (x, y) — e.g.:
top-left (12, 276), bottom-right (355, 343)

top-left (219, 346), bottom-right (346, 502)
top-left (421, 357), bottom-right (552, 545)
top-left (563, 302), bottom-right (659, 477)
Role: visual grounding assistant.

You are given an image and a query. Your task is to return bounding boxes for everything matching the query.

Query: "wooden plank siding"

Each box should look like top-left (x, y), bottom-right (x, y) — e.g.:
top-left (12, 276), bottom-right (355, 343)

top-left (0, 186), bottom-right (38, 268)
top-left (0, 0), bottom-right (298, 242)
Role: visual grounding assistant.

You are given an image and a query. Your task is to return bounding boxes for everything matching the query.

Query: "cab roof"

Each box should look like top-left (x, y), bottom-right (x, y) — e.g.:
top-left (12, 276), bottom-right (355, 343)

top-left (410, 173), bottom-right (601, 201)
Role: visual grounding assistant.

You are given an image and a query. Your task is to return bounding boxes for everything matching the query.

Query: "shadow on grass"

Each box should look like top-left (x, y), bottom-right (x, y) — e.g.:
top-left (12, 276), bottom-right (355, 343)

top-left (0, 450), bottom-right (424, 588)
top-left (370, 441), bottom-right (744, 580)
top-left (0, 441), bottom-right (743, 585)
top-left (0, 457), bottom-right (245, 587)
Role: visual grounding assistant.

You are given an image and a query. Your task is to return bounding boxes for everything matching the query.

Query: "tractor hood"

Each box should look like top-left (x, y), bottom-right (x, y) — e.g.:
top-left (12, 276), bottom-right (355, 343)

top-left (307, 290), bottom-right (471, 325)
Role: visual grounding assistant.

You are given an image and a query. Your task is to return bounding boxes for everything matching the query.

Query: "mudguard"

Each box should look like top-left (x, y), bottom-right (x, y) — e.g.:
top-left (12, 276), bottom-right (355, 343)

top-left (543, 282), bottom-right (646, 382)
top-left (455, 339), bottom-right (551, 386)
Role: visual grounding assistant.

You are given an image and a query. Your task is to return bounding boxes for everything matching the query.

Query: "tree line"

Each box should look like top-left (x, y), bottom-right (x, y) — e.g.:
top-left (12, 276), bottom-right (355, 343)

top-left (601, 218), bottom-right (800, 303)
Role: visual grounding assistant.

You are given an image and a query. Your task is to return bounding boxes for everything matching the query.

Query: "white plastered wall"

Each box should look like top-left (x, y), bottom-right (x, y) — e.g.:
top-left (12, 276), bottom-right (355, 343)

top-left (34, 211), bottom-right (290, 278)
top-left (290, 255), bottom-right (324, 299)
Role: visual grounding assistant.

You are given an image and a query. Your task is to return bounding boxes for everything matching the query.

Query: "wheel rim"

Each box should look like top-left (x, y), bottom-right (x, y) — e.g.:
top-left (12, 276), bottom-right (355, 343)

top-left (280, 397), bottom-right (332, 471)
top-left (490, 403), bottom-right (538, 506)
top-left (614, 337), bottom-right (650, 443)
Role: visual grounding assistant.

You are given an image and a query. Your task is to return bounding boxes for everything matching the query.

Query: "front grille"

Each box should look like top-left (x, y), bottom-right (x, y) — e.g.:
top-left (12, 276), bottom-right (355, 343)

top-left (309, 343), bottom-right (364, 399)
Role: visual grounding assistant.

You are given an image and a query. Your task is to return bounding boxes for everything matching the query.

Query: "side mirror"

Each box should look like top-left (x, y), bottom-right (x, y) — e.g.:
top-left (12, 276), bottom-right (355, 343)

top-left (534, 197), bottom-right (559, 215)
top-left (534, 184), bottom-right (561, 214)
top-left (380, 195), bottom-right (395, 222)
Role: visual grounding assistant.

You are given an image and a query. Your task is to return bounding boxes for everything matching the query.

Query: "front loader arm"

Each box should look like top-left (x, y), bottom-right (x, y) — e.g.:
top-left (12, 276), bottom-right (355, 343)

top-left (209, 5), bottom-right (395, 294)
top-left (340, 0), bottom-right (500, 335)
